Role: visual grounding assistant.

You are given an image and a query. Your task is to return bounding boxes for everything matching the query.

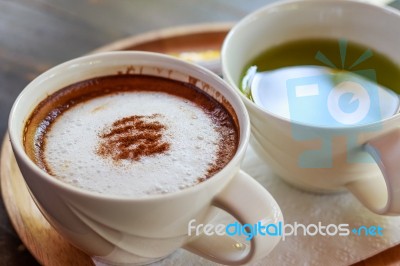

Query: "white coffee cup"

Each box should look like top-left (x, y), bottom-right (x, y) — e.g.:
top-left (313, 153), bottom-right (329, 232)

top-left (222, 0), bottom-right (400, 215)
top-left (8, 52), bottom-right (283, 265)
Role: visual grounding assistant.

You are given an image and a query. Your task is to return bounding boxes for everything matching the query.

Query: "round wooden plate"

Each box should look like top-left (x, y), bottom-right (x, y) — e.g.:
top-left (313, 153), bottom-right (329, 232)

top-left (0, 23), bottom-right (232, 266)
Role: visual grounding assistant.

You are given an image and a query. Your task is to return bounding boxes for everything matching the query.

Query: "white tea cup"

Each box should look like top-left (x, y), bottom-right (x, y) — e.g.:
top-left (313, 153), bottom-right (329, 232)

top-left (9, 52), bottom-right (283, 265)
top-left (222, 0), bottom-right (400, 215)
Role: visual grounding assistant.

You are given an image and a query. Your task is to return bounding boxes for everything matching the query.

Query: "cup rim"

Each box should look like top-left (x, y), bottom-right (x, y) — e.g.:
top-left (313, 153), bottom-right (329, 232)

top-left (221, 0), bottom-right (400, 131)
top-left (8, 51), bottom-right (251, 202)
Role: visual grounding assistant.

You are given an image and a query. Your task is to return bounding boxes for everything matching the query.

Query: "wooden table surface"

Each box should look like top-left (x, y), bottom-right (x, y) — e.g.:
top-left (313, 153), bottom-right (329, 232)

top-left (1, 0), bottom-right (400, 265)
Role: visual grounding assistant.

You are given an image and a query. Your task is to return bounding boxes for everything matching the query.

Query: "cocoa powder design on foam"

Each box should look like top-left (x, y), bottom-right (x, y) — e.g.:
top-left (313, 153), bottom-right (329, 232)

top-left (97, 114), bottom-right (170, 162)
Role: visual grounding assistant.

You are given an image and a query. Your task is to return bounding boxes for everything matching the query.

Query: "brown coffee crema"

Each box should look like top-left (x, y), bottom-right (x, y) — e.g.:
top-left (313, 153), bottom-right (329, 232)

top-left (24, 74), bottom-right (239, 181)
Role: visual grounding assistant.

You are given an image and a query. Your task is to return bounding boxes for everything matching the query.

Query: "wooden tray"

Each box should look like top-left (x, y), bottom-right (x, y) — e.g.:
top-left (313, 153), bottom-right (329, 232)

top-left (0, 23), bottom-right (232, 266)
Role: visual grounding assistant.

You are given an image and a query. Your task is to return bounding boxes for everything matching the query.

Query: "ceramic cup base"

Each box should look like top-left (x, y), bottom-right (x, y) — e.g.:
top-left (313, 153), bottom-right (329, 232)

top-left (250, 138), bottom-right (348, 195)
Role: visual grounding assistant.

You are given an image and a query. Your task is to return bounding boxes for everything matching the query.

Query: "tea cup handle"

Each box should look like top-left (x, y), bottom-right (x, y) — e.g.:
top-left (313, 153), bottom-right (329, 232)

top-left (346, 129), bottom-right (400, 215)
top-left (183, 170), bottom-right (283, 265)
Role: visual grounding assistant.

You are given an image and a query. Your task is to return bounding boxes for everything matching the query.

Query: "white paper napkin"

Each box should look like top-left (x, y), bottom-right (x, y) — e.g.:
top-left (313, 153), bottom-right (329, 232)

top-left (144, 141), bottom-right (400, 266)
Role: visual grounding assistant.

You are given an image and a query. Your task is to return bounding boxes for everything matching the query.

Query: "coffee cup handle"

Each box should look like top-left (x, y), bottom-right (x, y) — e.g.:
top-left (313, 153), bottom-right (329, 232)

top-left (183, 170), bottom-right (283, 265)
top-left (346, 129), bottom-right (400, 215)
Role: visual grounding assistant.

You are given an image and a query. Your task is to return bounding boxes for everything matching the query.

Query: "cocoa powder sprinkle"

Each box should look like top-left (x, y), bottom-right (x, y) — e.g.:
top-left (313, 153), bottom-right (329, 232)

top-left (97, 114), bottom-right (170, 161)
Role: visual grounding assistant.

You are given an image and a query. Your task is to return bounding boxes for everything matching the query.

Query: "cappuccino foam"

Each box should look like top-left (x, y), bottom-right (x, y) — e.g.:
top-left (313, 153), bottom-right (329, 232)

top-left (24, 75), bottom-right (238, 198)
top-left (44, 92), bottom-right (220, 196)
